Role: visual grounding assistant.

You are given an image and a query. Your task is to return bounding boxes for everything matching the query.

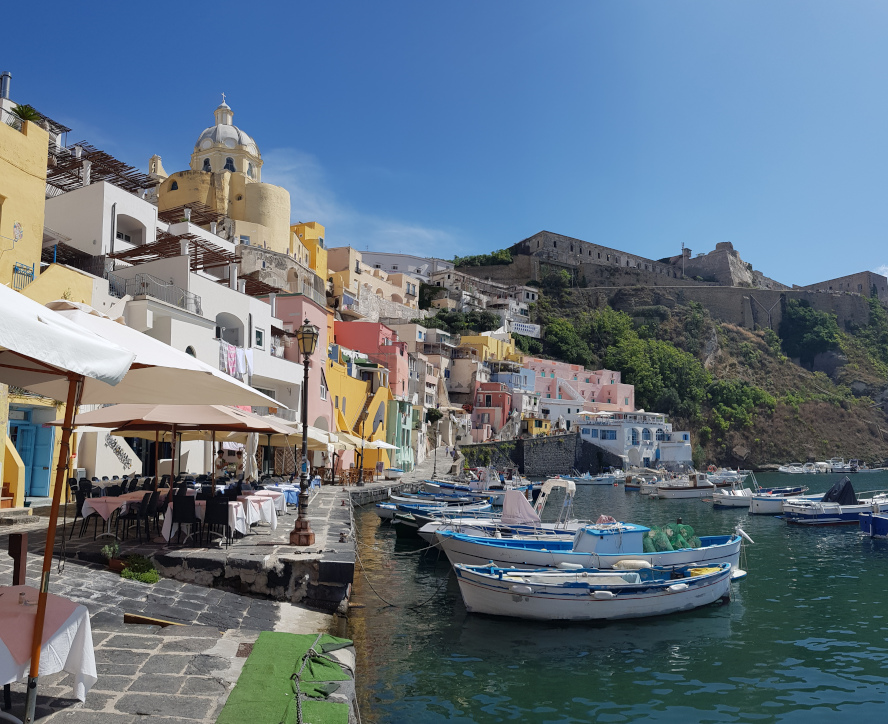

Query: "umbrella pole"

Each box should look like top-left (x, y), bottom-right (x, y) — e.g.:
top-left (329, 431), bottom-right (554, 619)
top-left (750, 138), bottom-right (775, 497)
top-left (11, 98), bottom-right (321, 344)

top-left (211, 430), bottom-right (216, 484)
top-left (25, 375), bottom-right (83, 724)
top-left (153, 431), bottom-right (159, 491)
top-left (172, 424), bottom-right (178, 480)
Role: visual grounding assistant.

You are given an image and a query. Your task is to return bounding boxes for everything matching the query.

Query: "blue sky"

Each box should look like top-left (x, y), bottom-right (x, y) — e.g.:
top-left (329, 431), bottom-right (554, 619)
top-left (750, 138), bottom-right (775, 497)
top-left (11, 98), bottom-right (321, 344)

top-left (6, 1), bottom-right (888, 285)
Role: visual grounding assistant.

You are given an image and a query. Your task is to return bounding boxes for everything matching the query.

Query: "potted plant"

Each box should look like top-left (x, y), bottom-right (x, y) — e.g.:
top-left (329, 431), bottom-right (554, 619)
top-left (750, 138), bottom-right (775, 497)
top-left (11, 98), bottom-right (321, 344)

top-left (101, 542), bottom-right (125, 572)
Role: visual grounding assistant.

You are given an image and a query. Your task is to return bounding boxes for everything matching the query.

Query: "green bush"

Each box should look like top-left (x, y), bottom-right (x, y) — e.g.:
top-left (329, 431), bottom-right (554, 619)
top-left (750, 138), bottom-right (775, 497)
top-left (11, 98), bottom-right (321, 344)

top-left (453, 249), bottom-right (513, 267)
top-left (779, 299), bottom-right (840, 365)
top-left (121, 555), bottom-right (160, 584)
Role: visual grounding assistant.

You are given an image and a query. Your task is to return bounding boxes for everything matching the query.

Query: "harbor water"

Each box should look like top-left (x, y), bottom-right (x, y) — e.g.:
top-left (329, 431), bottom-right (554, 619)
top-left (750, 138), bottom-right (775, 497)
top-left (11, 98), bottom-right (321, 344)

top-left (348, 472), bottom-right (888, 722)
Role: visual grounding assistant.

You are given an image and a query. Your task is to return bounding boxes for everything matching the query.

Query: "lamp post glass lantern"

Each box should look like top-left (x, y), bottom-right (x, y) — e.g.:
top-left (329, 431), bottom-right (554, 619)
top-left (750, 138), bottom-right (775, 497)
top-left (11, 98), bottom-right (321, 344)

top-left (291, 318), bottom-right (319, 546)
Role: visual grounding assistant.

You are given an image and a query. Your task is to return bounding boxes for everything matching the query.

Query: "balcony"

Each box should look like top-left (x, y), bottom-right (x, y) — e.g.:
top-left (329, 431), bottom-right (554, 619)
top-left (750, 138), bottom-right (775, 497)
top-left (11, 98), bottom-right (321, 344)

top-left (109, 272), bottom-right (203, 315)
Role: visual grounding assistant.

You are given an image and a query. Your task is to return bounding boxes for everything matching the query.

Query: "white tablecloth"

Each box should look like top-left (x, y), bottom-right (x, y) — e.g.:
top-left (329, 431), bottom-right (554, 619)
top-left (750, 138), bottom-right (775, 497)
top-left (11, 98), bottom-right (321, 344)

top-left (252, 490), bottom-right (286, 513)
top-left (0, 586), bottom-right (96, 702)
top-left (264, 484), bottom-right (301, 506)
top-left (237, 495), bottom-right (278, 530)
top-left (161, 499), bottom-right (247, 541)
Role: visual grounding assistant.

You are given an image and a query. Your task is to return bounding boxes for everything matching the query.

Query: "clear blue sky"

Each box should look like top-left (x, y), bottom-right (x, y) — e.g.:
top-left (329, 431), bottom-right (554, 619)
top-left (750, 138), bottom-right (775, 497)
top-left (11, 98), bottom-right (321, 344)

top-left (6, 1), bottom-right (888, 286)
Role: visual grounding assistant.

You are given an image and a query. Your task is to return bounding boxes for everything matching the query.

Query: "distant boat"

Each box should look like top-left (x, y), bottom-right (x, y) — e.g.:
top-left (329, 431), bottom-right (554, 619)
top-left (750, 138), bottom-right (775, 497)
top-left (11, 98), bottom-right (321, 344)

top-left (384, 468), bottom-right (404, 480)
top-left (654, 472), bottom-right (716, 499)
top-left (454, 562), bottom-right (736, 621)
top-left (777, 463), bottom-right (806, 474)
top-left (567, 471), bottom-right (617, 485)
top-left (711, 479), bottom-right (754, 508)
top-left (706, 468), bottom-right (750, 485)
top-left (782, 478), bottom-right (888, 525)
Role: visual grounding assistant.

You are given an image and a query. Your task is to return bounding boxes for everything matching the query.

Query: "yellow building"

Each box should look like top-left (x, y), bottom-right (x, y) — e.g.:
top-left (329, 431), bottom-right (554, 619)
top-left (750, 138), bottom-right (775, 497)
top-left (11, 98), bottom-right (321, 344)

top-left (0, 115), bottom-right (48, 289)
top-left (520, 416), bottom-right (551, 437)
top-left (1, 113), bottom-right (51, 509)
top-left (292, 222), bottom-right (328, 278)
top-left (154, 100), bottom-right (291, 253)
top-left (458, 333), bottom-right (522, 364)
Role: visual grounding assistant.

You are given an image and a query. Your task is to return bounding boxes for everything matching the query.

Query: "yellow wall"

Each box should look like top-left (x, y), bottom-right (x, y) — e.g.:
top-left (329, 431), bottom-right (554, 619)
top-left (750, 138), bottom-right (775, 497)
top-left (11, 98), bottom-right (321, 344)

top-left (21, 265), bottom-right (96, 306)
top-left (3, 437), bottom-right (25, 508)
top-left (459, 334), bottom-right (522, 363)
top-left (0, 119), bottom-right (48, 288)
top-left (326, 359), bottom-right (371, 433)
top-left (293, 222), bottom-right (328, 277)
top-left (6, 396), bottom-right (67, 506)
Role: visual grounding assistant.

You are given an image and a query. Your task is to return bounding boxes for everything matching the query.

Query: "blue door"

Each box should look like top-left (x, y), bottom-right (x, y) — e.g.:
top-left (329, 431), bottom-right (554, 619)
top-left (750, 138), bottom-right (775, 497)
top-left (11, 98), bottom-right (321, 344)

top-left (30, 425), bottom-right (55, 497)
top-left (12, 425), bottom-right (35, 494)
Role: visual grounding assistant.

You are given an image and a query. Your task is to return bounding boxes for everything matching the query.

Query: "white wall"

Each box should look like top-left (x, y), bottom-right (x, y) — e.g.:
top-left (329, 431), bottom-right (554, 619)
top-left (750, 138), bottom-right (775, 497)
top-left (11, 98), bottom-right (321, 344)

top-left (76, 432), bottom-right (142, 479)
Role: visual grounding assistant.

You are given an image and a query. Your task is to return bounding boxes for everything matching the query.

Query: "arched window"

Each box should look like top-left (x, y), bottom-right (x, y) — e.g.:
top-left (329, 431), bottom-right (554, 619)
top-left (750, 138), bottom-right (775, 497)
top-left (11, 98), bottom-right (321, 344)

top-left (202, 158), bottom-right (211, 172)
top-left (642, 428), bottom-right (652, 442)
top-left (656, 429), bottom-right (666, 441)
top-left (630, 428), bottom-right (640, 446)
top-left (224, 157), bottom-right (236, 172)
top-left (170, 181), bottom-right (178, 191)
top-left (247, 162), bottom-right (254, 178)
top-left (185, 346), bottom-right (196, 357)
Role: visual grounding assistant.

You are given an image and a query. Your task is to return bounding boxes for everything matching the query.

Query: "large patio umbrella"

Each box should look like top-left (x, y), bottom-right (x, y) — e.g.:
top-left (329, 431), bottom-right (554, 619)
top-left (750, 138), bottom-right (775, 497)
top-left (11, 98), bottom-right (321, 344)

top-left (62, 404), bottom-right (296, 482)
top-left (0, 286), bottom-right (135, 723)
top-left (2, 295), bottom-right (285, 722)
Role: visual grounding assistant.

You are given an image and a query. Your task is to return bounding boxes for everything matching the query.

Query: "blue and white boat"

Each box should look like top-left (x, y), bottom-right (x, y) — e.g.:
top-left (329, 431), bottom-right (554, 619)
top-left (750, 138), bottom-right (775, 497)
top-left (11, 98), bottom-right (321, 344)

top-left (375, 500), bottom-right (492, 521)
top-left (859, 512), bottom-right (888, 538)
top-left (436, 521), bottom-right (747, 570)
top-left (782, 478), bottom-right (888, 525)
top-left (454, 562), bottom-right (736, 621)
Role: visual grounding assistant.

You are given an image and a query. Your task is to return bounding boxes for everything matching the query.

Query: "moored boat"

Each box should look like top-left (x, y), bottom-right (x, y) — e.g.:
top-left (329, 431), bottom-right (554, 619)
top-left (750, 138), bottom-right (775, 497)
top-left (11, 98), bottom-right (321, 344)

top-left (859, 512), bottom-right (888, 537)
top-left (782, 478), bottom-right (888, 525)
top-left (654, 472), bottom-right (715, 499)
top-left (711, 479), bottom-right (753, 508)
top-left (454, 562), bottom-right (736, 621)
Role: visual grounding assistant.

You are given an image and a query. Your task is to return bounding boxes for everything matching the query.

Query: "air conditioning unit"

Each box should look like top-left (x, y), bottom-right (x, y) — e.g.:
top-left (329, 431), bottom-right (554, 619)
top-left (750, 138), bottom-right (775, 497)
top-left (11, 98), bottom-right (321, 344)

top-left (74, 468), bottom-right (87, 480)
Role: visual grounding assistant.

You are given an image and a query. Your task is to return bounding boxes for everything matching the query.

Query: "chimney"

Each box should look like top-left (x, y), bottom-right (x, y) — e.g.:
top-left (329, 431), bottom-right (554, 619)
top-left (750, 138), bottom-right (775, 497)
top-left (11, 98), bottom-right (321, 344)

top-left (0, 71), bottom-right (10, 100)
top-left (184, 208), bottom-right (192, 223)
top-left (210, 221), bottom-right (217, 235)
top-left (81, 159), bottom-right (92, 187)
top-left (229, 263), bottom-right (239, 290)
top-left (238, 280), bottom-right (246, 294)
top-left (269, 292), bottom-right (277, 317)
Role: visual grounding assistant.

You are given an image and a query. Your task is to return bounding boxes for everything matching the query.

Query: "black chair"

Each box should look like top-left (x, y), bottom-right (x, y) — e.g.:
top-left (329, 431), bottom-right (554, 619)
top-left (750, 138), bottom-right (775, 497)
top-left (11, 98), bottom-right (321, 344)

top-left (139, 476), bottom-right (153, 490)
top-left (101, 476), bottom-right (109, 481)
top-left (91, 477), bottom-right (99, 482)
top-left (145, 490), bottom-right (162, 535)
top-left (69, 491), bottom-right (100, 539)
top-left (203, 499), bottom-right (231, 547)
top-left (112, 475), bottom-right (119, 480)
top-left (154, 490), bottom-right (170, 532)
top-left (90, 487), bottom-right (103, 498)
top-left (160, 474), bottom-right (171, 488)
top-left (171, 496), bottom-right (201, 545)
top-left (105, 484), bottom-right (122, 497)
top-left (126, 478), bottom-right (139, 493)
top-left (115, 492), bottom-right (152, 543)
top-left (78, 479), bottom-right (92, 496)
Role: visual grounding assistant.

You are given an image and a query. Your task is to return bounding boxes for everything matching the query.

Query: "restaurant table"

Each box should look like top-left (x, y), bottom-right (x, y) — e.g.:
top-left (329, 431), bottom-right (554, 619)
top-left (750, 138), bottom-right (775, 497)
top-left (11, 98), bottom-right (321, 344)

top-left (237, 495), bottom-right (278, 530)
top-left (161, 498), bottom-right (247, 541)
top-left (0, 585), bottom-right (96, 705)
top-left (262, 484), bottom-right (300, 506)
top-left (80, 491), bottom-right (148, 539)
top-left (251, 489), bottom-right (286, 513)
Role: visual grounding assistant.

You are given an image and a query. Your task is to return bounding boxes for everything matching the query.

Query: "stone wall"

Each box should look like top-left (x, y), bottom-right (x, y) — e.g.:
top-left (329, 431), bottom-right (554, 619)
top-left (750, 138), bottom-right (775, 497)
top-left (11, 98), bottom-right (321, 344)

top-left (356, 291), bottom-right (430, 324)
top-left (460, 433), bottom-right (623, 476)
top-left (794, 270), bottom-right (888, 305)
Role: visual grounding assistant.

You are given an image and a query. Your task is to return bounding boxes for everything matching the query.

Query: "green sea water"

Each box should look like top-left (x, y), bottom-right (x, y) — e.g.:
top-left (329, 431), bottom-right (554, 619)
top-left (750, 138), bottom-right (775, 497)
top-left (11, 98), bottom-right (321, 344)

top-left (348, 472), bottom-right (888, 723)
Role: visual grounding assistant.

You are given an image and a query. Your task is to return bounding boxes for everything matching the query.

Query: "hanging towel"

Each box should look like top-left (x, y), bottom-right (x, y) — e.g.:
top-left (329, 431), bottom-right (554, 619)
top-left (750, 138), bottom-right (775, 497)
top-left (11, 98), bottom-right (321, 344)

top-left (236, 347), bottom-right (247, 377)
top-left (219, 340), bottom-right (230, 373)
top-left (227, 344), bottom-right (238, 376)
top-left (245, 348), bottom-right (254, 376)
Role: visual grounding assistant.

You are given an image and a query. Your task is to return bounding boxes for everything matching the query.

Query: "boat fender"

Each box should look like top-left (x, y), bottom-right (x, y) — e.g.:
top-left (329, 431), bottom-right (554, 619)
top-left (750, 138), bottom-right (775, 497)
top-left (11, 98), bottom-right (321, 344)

top-left (667, 583), bottom-right (689, 593)
top-left (592, 590), bottom-right (616, 599)
top-left (510, 585), bottom-right (533, 596)
top-left (556, 562), bottom-right (583, 570)
top-left (613, 560), bottom-right (653, 570)
top-left (735, 527), bottom-right (755, 545)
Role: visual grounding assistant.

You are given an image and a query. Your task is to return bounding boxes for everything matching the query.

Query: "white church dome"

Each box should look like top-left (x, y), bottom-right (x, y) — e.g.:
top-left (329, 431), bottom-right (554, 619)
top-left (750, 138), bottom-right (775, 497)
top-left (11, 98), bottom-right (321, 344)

top-left (194, 101), bottom-right (260, 157)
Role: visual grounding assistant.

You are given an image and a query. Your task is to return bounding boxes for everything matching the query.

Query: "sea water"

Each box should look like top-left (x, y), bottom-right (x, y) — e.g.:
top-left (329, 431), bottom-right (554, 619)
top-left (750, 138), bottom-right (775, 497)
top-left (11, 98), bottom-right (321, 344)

top-left (349, 472), bottom-right (888, 722)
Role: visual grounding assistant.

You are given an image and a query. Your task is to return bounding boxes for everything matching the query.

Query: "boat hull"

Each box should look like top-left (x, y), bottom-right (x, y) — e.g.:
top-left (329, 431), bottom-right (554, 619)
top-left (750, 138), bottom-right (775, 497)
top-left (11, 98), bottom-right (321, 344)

top-left (455, 565), bottom-right (733, 621)
top-left (860, 512), bottom-right (888, 537)
top-left (437, 531), bottom-right (742, 570)
top-left (711, 491), bottom-right (753, 509)
top-left (783, 498), bottom-right (888, 525)
top-left (655, 486), bottom-right (715, 499)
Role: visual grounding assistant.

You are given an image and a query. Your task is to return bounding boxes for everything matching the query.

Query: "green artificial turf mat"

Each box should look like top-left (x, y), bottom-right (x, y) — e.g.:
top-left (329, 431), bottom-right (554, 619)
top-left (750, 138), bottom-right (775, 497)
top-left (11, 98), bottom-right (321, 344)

top-left (217, 631), bottom-right (353, 724)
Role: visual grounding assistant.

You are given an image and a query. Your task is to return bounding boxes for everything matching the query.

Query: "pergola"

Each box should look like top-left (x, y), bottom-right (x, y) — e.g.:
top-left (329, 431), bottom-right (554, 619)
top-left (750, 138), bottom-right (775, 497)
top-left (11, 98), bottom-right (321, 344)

top-left (46, 141), bottom-right (157, 195)
top-left (157, 202), bottom-right (224, 227)
top-left (109, 231), bottom-right (236, 273)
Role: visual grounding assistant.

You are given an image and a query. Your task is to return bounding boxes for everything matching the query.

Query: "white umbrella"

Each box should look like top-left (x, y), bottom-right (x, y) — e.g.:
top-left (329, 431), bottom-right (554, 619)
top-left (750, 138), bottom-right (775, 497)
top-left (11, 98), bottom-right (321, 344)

top-left (42, 301), bottom-right (281, 407)
top-left (370, 440), bottom-right (399, 450)
top-left (243, 433), bottom-right (259, 481)
top-left (0, 286), bottom-right (135, 723)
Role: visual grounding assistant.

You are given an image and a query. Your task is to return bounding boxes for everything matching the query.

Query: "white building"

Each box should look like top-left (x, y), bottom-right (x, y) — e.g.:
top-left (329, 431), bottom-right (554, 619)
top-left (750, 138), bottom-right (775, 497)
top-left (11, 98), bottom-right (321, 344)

top-left (361, 252), bottom-right (453, 282)
top-left (568, 411), bottom-right (693, 469)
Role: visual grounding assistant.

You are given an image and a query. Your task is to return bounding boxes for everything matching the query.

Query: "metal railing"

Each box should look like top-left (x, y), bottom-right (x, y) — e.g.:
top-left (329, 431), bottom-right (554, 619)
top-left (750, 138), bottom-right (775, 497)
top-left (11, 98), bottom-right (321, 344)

top-left (12, 262), bottom-right (34, 290)
top-left (108, 272), bottom-right (202, 315)
top-left (1, 107), bottom-right (24, 133)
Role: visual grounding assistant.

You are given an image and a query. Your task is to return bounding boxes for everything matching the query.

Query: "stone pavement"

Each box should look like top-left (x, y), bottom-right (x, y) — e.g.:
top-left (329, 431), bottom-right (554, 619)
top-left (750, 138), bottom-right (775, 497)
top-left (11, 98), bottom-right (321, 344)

top-left (0, 535), bottom-right (336, 722)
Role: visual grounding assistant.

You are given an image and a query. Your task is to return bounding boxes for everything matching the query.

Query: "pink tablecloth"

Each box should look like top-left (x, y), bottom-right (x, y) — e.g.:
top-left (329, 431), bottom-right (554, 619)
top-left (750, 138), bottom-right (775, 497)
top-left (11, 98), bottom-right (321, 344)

top-left (252, 490), bottom-right (286, 513)
top-left (0, 585), bottom-right (96, 701)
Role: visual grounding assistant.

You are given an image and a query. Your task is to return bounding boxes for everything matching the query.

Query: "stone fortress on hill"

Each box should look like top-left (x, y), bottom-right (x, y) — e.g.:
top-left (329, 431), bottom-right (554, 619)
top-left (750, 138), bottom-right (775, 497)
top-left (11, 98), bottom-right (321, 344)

top-left (443, 230), bottom-right (888, 333)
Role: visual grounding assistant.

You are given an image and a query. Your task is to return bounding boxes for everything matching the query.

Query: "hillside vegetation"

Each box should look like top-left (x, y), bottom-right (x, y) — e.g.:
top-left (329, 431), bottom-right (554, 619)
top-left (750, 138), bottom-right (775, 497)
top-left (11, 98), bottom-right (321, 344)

top-left (524, 285), bottom-right (888, 467)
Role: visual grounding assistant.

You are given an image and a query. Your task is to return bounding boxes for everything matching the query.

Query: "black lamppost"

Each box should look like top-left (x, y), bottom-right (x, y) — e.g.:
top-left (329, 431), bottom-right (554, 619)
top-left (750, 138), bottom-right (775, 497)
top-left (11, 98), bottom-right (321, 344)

top-left (290, 318), bottom-right (319, 546)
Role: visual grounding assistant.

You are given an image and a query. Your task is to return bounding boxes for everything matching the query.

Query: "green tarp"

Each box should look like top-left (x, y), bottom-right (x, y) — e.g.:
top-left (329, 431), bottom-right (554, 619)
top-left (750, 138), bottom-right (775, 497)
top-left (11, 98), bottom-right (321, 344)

top-left (217, 631), bottom-right (353, 724)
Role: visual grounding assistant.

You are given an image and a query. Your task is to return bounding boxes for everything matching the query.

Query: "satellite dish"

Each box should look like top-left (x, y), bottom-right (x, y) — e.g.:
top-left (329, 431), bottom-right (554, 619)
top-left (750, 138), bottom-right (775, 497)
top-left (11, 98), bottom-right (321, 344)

top-left (628, 447), bottom-right (642, 467)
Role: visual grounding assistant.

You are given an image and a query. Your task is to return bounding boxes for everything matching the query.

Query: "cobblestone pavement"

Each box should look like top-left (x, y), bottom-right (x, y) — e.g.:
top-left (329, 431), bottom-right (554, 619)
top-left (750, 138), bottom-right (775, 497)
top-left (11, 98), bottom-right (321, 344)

top-left (0, 540), bottom-right (333, 721)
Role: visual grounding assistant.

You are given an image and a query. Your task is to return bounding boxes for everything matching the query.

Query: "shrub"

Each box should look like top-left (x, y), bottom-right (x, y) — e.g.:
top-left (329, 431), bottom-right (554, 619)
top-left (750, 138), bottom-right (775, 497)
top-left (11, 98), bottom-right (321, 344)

top-left (121, 555), bottom-right (160, 584)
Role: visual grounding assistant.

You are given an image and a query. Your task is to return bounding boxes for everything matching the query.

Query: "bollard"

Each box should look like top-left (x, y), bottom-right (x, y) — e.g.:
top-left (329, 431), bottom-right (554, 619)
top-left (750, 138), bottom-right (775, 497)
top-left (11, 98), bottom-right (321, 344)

top-left (677, 517), bottom-right (682, 524)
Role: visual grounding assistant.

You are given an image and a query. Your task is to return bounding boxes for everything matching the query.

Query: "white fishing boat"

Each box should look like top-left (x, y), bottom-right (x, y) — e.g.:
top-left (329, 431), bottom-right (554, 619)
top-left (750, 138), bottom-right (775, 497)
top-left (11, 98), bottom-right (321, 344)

top-left (706, 467), bottom-right (750, 485)
top-left (749, 491), bottom-right (816, 515)
top-left (654, 472), bottom-right (715, 499)
top-left (570, 472), bottom-right (616, 485)
top-left (711, 479), bottom-right (753, 508)
top-left (436, 520), bottom-right (747, 570)
top-left (454, 562), bottom-right (736, 621)
top-left (777, 463), bottom-right (806, 474)
top-left (384, 468), bottom-right (404, 480)
top-left (375, 499), bottom-right (492, 521)
top-left (782, 478), bottom-right (888, 525)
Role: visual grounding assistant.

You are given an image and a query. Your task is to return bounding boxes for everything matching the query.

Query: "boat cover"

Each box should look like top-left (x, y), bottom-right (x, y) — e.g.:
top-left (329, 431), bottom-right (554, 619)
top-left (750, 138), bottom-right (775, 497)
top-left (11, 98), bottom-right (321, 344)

top-left (821, 477), bottom-right (856, 505)
top-left (500, 490), bottom-right (541, 526)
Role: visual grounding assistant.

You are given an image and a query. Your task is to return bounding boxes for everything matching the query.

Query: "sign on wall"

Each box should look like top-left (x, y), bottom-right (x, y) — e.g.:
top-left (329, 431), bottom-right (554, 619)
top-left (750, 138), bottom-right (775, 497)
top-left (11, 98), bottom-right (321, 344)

top-left (510, 322), bottom-right (541, 339)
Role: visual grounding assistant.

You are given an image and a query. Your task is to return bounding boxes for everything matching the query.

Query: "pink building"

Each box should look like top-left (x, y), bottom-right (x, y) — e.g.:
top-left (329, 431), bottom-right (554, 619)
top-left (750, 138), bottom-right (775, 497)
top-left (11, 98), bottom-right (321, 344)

top-left (261, 293), bottom-right (334, 433)
top-left (333, 321), bottom-right (410, 400)
top-left (471, 382), bottom-right (513, 437)
top-left (523, 357), bottom-right (635, 412)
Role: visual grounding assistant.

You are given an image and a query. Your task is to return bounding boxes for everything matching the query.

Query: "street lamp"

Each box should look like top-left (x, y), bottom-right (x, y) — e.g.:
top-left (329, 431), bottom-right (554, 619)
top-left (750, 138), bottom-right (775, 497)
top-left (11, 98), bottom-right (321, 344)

top-left (290, 317), bottom-right (319, 546)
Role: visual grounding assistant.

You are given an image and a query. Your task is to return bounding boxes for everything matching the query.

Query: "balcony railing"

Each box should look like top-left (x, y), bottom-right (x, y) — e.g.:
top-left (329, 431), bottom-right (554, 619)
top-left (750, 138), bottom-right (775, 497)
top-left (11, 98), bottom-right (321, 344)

top-left (12, 262), bottom-right (34, 290)
top-left (108, 272), bottom-right (203, 315)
